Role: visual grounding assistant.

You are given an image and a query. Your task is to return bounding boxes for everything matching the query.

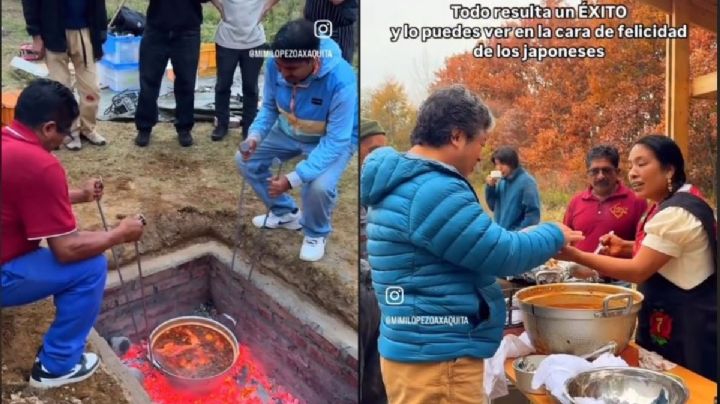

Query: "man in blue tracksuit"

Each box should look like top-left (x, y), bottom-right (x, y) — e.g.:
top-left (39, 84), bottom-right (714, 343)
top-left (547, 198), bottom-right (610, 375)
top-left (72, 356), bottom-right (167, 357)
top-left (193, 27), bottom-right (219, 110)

top-left (485, 146), bottom-right (541, 231)
top-left (360, 86), bottom-right (582, 403)
top-left (236, 19), bottom-right (357, 262)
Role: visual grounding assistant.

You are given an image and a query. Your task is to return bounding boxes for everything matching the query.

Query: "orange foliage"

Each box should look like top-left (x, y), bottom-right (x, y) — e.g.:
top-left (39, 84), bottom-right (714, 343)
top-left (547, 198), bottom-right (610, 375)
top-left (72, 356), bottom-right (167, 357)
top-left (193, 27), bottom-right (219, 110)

top-left (434, 0), bottom-right (717, 194)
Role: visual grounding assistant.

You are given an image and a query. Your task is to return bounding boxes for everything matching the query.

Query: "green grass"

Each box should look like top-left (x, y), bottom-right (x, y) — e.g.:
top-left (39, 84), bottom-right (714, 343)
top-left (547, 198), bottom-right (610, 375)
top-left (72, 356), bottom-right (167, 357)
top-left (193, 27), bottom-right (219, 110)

top-left (1, 1), bottom-right (31, 89)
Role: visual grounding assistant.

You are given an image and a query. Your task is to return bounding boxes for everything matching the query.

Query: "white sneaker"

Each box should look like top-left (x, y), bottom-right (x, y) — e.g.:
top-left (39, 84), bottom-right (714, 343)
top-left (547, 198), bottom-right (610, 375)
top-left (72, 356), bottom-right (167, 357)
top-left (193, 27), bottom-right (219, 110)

top-left (81, 131), bottom-right (107, 146)
top-left (29, 352), bottom-right (101, 388)
top-left (299, 236), bottom-right (326, 262)
top-left (252, 209), bottom-right (302, 230)
top-left (65, 133), bottom-right (82, 150)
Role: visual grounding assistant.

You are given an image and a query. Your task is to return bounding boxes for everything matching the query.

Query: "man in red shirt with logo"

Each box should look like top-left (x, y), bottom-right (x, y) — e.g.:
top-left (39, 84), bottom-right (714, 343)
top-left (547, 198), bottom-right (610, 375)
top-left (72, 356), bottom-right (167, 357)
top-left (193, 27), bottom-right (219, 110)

top-left (1, 79), bottom-right (145, 388)
top-left (563, 145), bottom-right (648, 282)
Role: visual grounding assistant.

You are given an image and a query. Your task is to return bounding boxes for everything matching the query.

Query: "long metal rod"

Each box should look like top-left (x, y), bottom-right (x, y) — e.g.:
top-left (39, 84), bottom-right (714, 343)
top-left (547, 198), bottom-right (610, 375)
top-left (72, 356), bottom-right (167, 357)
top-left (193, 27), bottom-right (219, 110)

top-left (231, 178), bottom-right (247, 270)
top-left (232, 143), bottom-right (252, 270)
top-left (96, 199), bottom-right (140, 338)
top-left (134, 240), bottom-right (150, 334)
top-left (248, 157), bottom-right (283, 281)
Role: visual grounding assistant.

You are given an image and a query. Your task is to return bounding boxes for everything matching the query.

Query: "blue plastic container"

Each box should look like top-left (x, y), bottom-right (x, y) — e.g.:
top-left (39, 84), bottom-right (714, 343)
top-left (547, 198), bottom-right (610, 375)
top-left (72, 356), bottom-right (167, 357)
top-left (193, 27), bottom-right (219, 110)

top-left (102, 33), bottom-right (142, 65)
top-left (98, 59), bottom-right (139, 92)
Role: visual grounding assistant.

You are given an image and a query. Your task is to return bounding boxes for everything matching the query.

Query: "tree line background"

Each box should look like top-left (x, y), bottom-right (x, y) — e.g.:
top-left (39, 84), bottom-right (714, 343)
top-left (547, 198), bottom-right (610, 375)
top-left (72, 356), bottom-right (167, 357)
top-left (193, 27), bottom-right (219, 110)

top-left (362, 0), bottom-right (717, 220)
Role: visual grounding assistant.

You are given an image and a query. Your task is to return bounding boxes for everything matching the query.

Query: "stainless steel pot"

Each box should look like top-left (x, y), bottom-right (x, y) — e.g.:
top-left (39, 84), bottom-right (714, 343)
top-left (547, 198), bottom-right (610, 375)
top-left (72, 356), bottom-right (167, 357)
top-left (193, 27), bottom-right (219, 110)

top-left (147, 316), bottom-right (239, 392)
top-left (516, 283), bottom-right (643, 356)
top-left (562, 367), bottom-right (689, 404)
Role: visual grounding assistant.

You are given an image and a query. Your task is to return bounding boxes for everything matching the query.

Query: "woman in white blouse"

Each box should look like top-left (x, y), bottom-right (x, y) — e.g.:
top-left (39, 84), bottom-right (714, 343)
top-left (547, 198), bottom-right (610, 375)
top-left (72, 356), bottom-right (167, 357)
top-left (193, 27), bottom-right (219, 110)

top-left (559, 134), bottom-right (716, 380)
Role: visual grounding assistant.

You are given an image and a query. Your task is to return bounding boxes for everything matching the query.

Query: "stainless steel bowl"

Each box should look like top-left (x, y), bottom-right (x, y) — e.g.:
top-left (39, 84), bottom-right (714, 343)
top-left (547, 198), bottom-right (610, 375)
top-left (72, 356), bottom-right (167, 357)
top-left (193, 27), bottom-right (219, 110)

top-left (512, 355), bottom-right (548, 395)
top-left (563, 367), bottom-right (689, 404)
top-left (516, 283), bottom-right (643, 356)
top-left (147, 316), bottom-right (239, 392)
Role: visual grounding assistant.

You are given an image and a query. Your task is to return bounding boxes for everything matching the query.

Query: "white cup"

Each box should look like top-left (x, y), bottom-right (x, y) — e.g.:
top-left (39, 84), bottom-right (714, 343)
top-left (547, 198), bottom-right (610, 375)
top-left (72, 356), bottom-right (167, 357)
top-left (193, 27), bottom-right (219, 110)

top-left (490, 170), bottom-right (502, 179)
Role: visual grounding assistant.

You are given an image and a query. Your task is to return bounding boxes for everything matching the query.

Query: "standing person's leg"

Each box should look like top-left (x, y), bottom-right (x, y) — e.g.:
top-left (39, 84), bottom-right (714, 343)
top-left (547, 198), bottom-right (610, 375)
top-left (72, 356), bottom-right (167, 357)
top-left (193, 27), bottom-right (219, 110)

top-left (380, 357), bottom-right (487, 404)
top-left (237, 44), bottom-right (267, 139)
top-left (169, 29), bottom-right (201, 146)
top-left (45, 40), bottom-right (79, 150)
top-left (67, 28), bottom-right (105, 146)
top-left (297, 145), bottom-right (353, 261)
top-left (1, 248), bottom-right (107, 379)
top-left (332, 25), bottom-right (355, 63)
top-left (213, 44), bottom-right (241, 141)
top-left (135, 26), bottom-right (171, 146)
top-left (234, 125), bottom-right (302, 225)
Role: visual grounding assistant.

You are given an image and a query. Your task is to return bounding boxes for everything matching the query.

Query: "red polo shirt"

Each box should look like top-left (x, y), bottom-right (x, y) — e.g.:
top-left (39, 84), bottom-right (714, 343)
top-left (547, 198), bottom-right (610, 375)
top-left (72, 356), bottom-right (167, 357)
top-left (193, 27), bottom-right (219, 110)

top-left (563, 183), bottom-right (648, 252)
top-left (1, 121), bottom-right (76, 264)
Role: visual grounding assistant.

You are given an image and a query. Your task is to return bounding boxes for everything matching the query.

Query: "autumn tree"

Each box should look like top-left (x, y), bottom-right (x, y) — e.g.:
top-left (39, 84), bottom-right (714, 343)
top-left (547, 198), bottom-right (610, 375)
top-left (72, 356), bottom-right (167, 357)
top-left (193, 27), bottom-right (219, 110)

top-left (362, 78), bottom-right (417, 150)
top-left (433, 0), bottom-right (717, 195)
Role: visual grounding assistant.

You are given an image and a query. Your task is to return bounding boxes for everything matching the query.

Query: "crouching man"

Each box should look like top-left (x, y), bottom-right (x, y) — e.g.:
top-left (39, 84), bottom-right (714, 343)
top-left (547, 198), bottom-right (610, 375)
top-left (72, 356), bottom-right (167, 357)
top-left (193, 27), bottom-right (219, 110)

top-left (1, 79), bottom-right (145, 388)
top-left (236, 19), bottom-right (357, 262)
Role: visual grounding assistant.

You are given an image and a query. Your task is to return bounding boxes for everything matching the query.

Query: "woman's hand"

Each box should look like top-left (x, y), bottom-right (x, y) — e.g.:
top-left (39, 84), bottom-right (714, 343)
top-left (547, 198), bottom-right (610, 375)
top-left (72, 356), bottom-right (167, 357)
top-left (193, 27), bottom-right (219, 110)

top-left (552, 222), bottom-right (585, 246)
top-left (597, 232), bottom-right (628, 257)
top-left (555, 245), bottom-right (581, 261)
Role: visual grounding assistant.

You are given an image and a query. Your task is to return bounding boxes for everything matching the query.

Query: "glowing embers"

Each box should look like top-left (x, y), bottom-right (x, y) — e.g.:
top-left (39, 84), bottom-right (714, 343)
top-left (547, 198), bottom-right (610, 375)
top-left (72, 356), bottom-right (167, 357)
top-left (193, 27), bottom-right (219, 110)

top-left (122, 343), bottom-right (302, 404)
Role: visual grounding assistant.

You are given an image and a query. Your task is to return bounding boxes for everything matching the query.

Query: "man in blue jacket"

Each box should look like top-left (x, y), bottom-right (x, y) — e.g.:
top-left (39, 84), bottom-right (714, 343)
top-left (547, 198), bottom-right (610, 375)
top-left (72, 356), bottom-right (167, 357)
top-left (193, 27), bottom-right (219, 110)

top-left (485, 146), bottom-right (542, 230)
top-left (236, 19), bottom-right (357, 262)
top-left (360, 85), bottom-right (582, 403)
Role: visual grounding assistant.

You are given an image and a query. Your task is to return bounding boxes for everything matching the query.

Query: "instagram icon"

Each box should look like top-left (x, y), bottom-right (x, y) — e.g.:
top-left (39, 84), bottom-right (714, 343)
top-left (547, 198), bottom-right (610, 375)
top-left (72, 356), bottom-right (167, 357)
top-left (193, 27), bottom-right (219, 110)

top-left (385, 286), bottom-right (404, 305)
top-left (314, 19), bottom-right (333, 38)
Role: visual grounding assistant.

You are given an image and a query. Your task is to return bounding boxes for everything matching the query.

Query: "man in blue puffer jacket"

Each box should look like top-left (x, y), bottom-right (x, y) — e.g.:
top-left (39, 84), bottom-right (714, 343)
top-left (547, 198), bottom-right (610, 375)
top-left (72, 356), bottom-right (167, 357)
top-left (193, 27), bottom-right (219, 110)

top-left (485, 146), bottom-right (542, 231)
top-left (360, 85), bottom-right (583, 403)
top-left (236, 19), bottom-right (357, 262)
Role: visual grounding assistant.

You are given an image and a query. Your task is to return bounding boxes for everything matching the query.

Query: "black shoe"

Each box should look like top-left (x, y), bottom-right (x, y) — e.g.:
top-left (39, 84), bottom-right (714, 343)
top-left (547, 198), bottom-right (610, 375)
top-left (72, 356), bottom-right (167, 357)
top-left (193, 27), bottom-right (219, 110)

top-left (211, 126), bottom-right (228, 141)
top-left (178, 131), bottom-right (193, 147)
top-left (135, 130), bottom-right (151, 147)
top-left (29, 352), bottom-right (100, 388)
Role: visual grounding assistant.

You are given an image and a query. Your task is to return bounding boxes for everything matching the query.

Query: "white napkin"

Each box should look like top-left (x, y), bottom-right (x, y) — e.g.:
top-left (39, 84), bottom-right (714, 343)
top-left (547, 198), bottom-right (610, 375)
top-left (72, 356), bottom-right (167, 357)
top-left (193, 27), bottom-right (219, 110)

top-left (637, 346), bottom-right (677, 371)
top-left (574, 398), bottom-right (605, 404)
top-left (483, 332), bottom-right (535, 399)
top-left (531, 353), bottom-right (628, 403)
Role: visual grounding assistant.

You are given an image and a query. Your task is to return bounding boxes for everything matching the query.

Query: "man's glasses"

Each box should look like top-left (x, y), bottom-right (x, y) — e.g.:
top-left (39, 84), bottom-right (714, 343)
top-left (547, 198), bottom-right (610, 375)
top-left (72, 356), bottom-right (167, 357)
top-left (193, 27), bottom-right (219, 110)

top-left (587, 167), bottom-right (616, 176)
top-left (57, 124), bottom-right (73, 138)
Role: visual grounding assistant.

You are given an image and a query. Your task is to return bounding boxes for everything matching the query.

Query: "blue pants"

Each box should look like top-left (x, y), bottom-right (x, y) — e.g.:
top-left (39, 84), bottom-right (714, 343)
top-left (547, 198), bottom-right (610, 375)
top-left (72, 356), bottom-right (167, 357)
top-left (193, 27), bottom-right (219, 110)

top-left (235, 125), bottom-right (353, 238)
top-left (1, 248), bottom-right (107, 375)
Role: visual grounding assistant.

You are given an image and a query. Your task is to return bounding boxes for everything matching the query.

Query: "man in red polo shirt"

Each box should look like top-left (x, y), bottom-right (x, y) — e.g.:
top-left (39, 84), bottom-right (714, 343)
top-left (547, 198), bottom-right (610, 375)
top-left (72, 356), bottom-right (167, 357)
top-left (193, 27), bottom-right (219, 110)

top-left (563, 145), bottom-right (647, 281)
top-left (1, 79), bottom-right (145, 388)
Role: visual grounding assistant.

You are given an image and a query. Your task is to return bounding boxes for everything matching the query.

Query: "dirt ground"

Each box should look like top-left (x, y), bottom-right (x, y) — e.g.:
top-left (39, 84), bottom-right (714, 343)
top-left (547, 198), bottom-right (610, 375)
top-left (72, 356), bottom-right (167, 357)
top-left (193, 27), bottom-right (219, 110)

top-left (64, 120), bottom-right (360, 327)
top-left (1, 300), bottom-right (130, 404)
top-left (1, 112), bottom-right (358, 404)
top-left (2, 1), bottom-right (358, 401)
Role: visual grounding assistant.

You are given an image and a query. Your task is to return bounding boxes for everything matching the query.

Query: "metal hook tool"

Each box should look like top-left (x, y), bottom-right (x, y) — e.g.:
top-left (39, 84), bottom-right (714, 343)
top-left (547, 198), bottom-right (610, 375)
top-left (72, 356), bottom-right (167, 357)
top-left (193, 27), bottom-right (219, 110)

top-left (248, 157), bottom-right (284, 281)
top-left (95, 177), bottom-right (140, 339)
top-left (133, 214), bottom-right (150, 335)
top-left (231, 142), bottom-right (252, 270)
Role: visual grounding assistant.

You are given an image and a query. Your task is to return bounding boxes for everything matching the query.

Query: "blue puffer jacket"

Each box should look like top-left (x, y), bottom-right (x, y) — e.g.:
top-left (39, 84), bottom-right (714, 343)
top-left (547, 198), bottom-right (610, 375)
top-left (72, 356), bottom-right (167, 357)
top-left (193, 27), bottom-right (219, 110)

top-left (248, 37), bottom-right (358, 184)
top-left (485, 167), bottom-right (541, 231)
top-left (360, 148), bottom-right (565, 362)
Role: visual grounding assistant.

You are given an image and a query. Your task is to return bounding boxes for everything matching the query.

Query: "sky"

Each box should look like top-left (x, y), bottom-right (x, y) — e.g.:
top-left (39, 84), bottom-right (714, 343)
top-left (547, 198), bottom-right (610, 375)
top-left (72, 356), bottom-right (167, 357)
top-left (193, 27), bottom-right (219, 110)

top-left (360, 0), bottom-right (581, 103)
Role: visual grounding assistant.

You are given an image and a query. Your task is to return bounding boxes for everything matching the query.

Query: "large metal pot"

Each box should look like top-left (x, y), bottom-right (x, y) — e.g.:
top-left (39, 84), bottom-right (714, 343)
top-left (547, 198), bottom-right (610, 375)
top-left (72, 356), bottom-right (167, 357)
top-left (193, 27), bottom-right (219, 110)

top-left (148, 316), bottom-right (239, 392)
top-left (516, 283), bottom-right (643, 356)
top-left (562, 367), bottom-right (689, 404)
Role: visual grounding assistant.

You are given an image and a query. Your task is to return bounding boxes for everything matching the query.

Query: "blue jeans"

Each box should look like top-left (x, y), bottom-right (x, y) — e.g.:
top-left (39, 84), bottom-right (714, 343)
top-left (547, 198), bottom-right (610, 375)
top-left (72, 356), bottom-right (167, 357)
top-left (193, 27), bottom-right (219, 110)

top-left (1, 248), bottom-right (107, 375)
top-left (235, 125), bottom-right (353, 237)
